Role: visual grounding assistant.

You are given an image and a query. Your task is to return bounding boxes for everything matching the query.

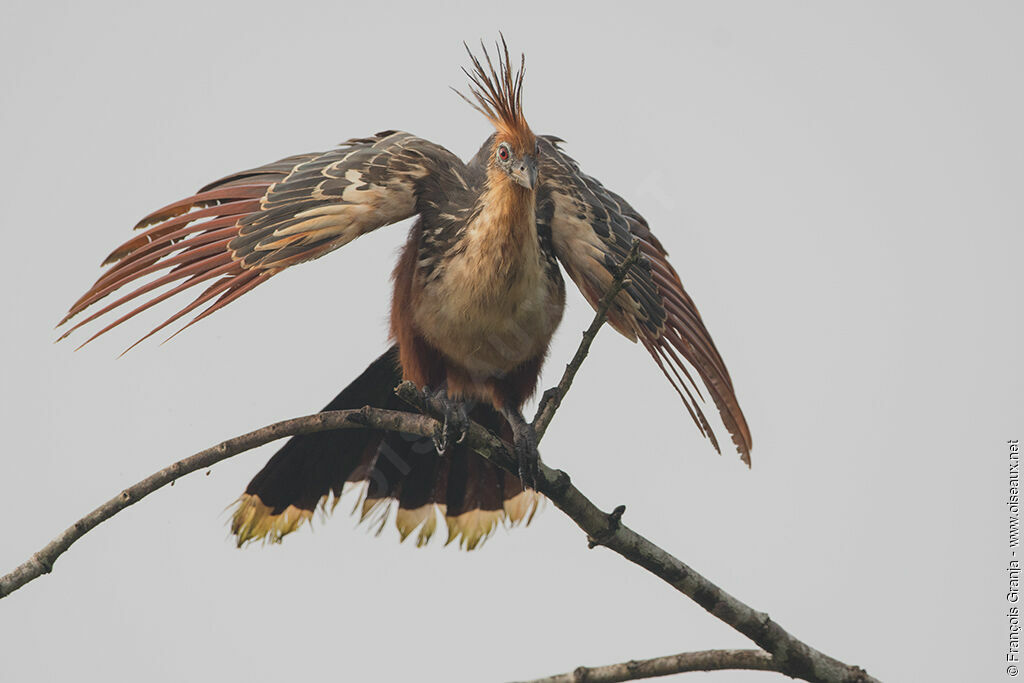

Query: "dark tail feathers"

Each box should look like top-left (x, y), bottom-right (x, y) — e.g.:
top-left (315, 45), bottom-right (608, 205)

top-left (230, 346), bottom-right (539, 550)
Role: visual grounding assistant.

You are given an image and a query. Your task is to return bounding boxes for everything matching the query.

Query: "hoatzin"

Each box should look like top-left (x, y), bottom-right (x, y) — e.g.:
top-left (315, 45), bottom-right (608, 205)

top-left (59, 40), bottom-right (752, 550)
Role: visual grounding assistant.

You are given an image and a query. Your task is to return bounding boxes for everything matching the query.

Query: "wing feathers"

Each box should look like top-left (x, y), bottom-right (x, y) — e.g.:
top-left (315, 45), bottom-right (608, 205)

top-left (62, 127), bottom-right (751, 461)
top-left (103, 198), bottom-right (263, 267)
top-left (539, 136), bottom-right (752, 463)
top-left (60, 132), bottom-right (463, 350)
top-left (69, 258), bottom-right (240, 350)
top-left (132, 185), bottom-right (267, 231)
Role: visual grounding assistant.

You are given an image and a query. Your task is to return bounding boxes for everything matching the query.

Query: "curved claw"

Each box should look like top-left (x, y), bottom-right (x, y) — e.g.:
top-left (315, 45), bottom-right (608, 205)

top-left (427, 387), bottom-right (469, 456)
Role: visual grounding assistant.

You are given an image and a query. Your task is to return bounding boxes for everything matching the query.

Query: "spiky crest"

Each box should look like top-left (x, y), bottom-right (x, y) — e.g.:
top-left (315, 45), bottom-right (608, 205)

top-left (455, 35), bottom-right (535, 154)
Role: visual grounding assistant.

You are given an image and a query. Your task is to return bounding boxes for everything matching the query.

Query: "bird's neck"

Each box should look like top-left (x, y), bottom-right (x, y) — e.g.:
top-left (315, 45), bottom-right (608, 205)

top-left (471, 168), bottom-right (536, 262)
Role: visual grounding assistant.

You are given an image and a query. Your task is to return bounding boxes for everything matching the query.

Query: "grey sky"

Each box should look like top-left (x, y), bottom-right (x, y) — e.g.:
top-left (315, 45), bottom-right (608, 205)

top-left (1, 2), bottom-right (1020, 681)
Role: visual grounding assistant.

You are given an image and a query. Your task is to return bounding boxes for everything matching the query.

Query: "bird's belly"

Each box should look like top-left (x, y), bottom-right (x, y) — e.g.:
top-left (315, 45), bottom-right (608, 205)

top-left (413, 260), bottom-right (563, 378)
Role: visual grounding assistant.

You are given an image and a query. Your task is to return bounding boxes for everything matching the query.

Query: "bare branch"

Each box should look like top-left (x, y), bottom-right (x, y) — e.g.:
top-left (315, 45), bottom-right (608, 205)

top-left (513, 649), bottom-right (779, 683)
top-left (2, 242), bottom-right (878, 681)
top-left (0, 399), bottom-right (876, 682)
top-left (533, 239), bottom-right (641, 439)
top-left (400, 342), bottom-right (878, 681)
top-left (0, 406), bottom-right (443, 599)
top-left (513, 461), bottom-right (876, 682)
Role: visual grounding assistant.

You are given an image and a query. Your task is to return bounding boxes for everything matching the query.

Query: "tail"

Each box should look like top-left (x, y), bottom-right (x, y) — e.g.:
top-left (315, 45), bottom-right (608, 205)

top-left (230, 346), bottom-right (540, 550)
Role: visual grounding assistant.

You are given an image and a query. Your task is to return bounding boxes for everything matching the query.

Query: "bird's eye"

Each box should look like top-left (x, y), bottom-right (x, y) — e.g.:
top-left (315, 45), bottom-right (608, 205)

top-left (497, 144), bottom-right (510, 162)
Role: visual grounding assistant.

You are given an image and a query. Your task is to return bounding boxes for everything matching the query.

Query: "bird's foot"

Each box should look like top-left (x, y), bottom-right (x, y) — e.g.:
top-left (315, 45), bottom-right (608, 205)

top-left (426, 387), bottom-right (469, 455)
top-left (509, 420), bottom-right (541, 491)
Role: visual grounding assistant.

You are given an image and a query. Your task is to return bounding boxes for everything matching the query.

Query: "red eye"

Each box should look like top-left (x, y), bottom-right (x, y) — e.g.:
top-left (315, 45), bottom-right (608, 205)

top-left (497, 145), bottom-right (510, 161)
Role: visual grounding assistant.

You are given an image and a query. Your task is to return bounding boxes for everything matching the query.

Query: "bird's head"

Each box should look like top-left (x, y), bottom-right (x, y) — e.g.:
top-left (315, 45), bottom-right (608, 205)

top-left (457, 36), bottom-right (538, 191)
top-left (491, 135), bottom-right (538, 190)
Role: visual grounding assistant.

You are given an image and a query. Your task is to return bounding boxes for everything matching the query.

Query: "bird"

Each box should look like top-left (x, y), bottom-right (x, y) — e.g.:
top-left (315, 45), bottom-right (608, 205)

top-left (59, 38), bottom-right (752, 550)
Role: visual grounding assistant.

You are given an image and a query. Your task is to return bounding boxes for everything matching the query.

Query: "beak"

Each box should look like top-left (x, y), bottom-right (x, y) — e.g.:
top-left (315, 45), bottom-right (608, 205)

top-left (512, 157), bottom-right (538, 190)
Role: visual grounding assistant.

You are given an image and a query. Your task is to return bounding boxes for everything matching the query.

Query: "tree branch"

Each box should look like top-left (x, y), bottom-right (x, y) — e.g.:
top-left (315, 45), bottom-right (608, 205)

top-left (533, 239), bottom-right (641, 440)
top-left (2, 237), bottom-right (878, 682)
top-left (513, 649), bottom-right (780, 683)
top-left (0, 406), bottom-right (443, 599)
top-left (412, 238), bottom-right (878, 683)
top-left (519, 461), bottom-right (877, 682)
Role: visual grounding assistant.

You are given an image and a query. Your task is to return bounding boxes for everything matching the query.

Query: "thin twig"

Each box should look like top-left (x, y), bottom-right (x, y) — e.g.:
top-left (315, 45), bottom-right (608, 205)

top-left (533, 239), bottom-right (641, 440)
top-left (513, 649), bottom-right (779, 683)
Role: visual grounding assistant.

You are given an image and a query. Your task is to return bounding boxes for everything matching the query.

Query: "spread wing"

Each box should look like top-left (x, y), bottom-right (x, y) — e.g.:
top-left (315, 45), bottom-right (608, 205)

top-left (59, 130), bottom-right (470, 350)
top-left (537, 136), bottom-right (753, 463)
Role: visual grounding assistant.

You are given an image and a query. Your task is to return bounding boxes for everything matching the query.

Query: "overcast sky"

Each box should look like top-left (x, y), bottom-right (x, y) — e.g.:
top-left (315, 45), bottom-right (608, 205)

top-left (1, 2), bottom-right (1020, 681)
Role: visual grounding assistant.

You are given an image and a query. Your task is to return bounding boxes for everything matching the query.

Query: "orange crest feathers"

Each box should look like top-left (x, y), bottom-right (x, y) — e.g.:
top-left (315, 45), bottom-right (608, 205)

top-left (456, 36), bottom-right (535, 153)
